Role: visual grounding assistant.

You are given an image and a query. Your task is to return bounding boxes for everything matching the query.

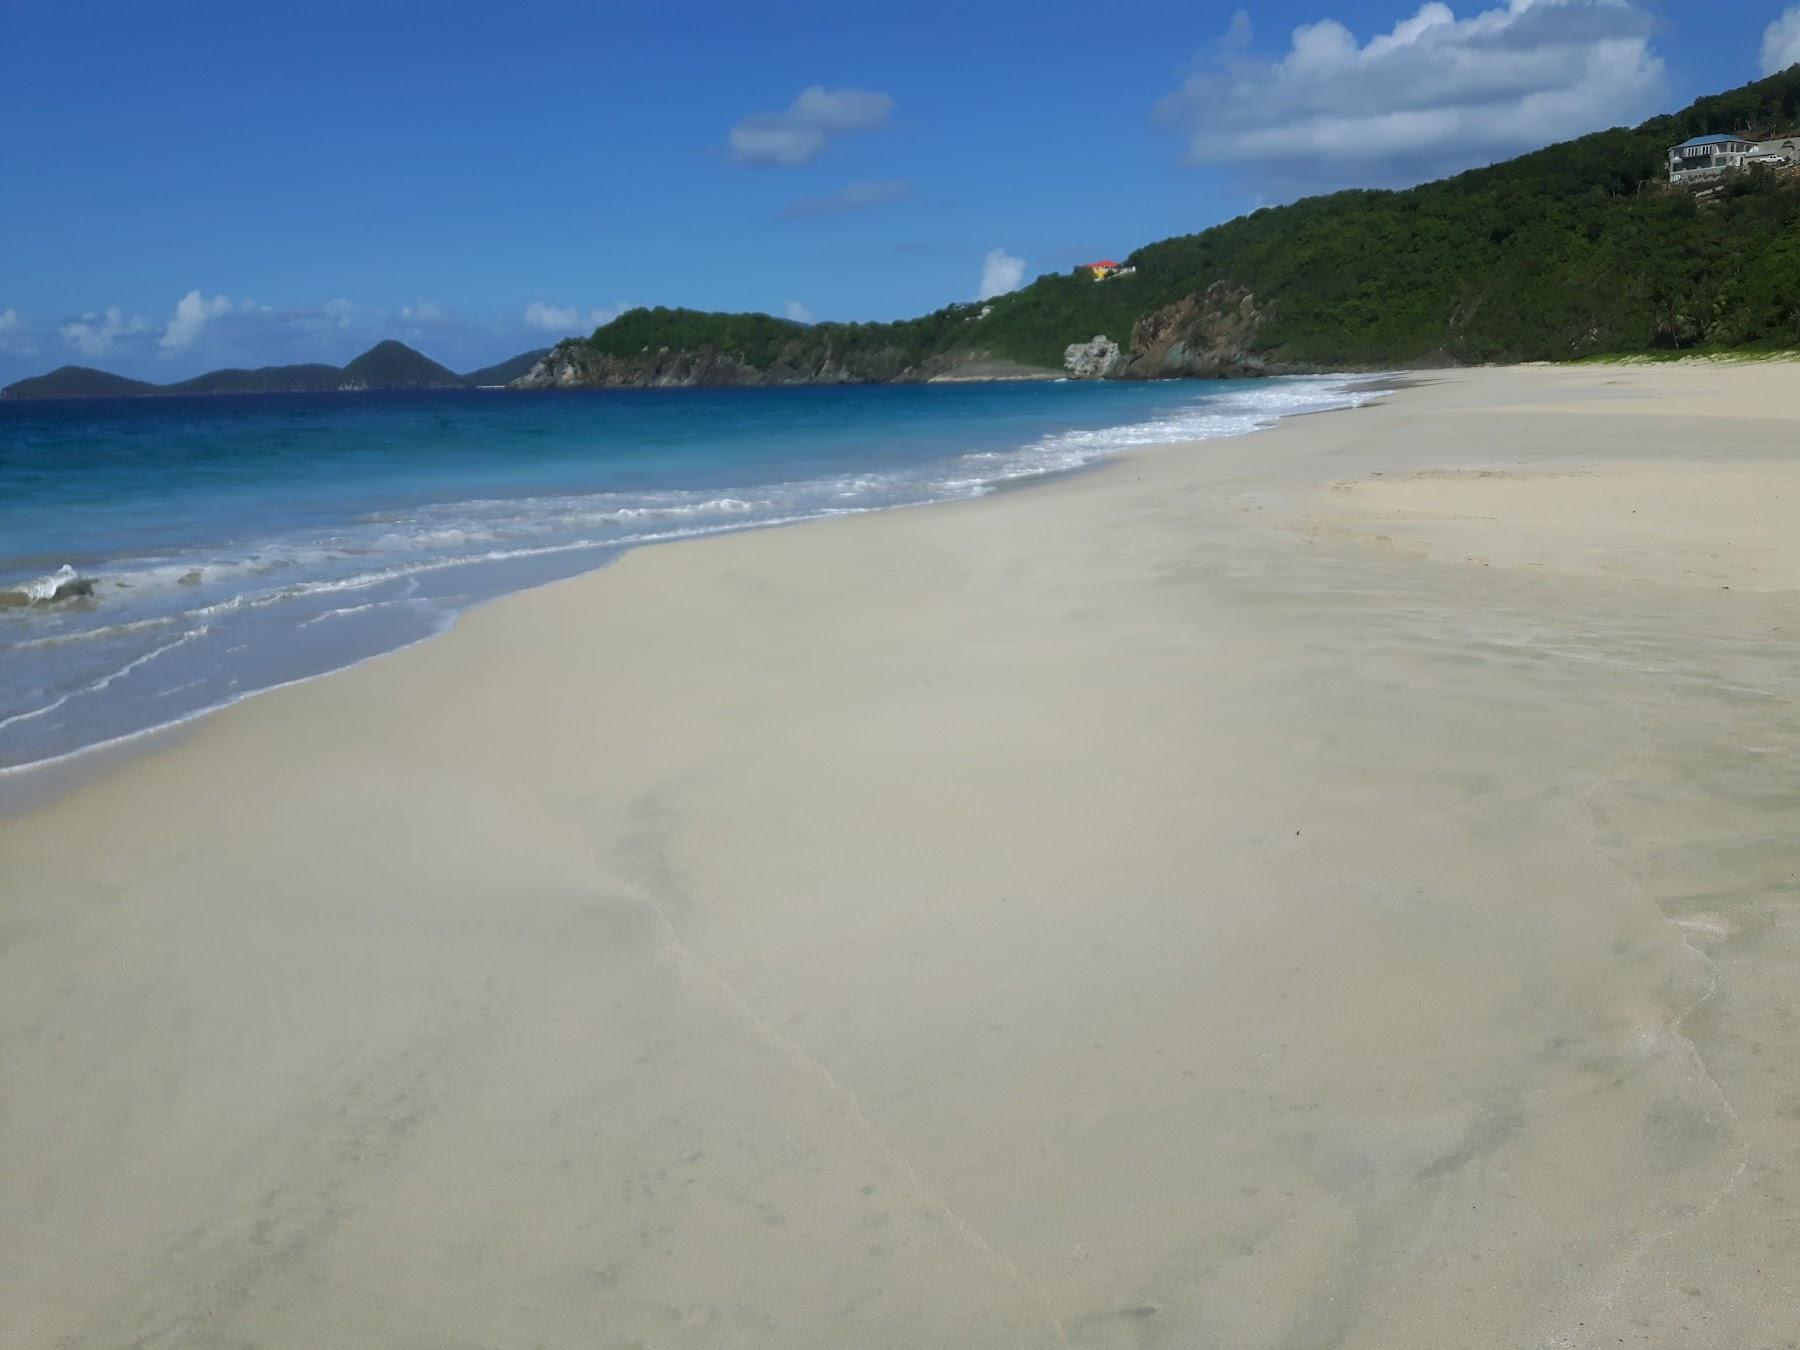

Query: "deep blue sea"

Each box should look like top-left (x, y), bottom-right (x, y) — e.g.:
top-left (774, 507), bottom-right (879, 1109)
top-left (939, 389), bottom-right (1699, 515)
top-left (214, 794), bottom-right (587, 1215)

top-left (0, 377), bottom-right (1386, 771)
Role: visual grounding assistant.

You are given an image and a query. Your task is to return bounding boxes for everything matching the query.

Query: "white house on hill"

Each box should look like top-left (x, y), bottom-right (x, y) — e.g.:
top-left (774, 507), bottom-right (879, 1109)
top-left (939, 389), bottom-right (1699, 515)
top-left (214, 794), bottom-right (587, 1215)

top-left (1668, 131), bottom-right (1800, 184)
top-left (1669, 133), bottom-right (1757, 183)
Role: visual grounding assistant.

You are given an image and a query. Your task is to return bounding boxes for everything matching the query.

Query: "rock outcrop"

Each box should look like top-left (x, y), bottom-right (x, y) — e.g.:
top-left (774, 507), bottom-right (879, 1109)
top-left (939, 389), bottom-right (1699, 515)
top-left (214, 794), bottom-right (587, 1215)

top-left (1122, 283), bottom-right (1281, 379)
top-left (1062, 336), bottom-right (1126, 379)
top-left (0, 565), bottom-right (95, 609)
top-left (511, 342), bottom-right (1046, 389)
top-left (506, 285), bottom-right (1298, 391)
top-left (511, 344), bottom-right (834, 389)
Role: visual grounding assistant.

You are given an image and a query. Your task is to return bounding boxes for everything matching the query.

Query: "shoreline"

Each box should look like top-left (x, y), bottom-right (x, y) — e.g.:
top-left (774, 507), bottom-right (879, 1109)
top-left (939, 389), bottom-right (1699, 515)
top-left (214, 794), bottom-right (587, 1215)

top-left (5, 363), bottom-right (1798, 1346)
top-left (0, 374), bottom-right (1390, 812)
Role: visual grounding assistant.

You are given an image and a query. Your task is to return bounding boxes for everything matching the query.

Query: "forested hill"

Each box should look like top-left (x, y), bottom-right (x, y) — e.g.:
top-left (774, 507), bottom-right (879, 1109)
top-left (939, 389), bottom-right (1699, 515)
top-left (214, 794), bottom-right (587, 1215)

top-left (1123, 66), bottom-right (1800, 367)
top-left (518, 67), bottom-right (1800, 389)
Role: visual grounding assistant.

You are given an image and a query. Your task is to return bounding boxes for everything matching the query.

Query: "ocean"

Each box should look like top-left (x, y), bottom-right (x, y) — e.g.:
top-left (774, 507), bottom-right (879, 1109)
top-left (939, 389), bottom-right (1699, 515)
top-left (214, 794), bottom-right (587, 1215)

top-left (0, 376), bottom-right (1385, 772)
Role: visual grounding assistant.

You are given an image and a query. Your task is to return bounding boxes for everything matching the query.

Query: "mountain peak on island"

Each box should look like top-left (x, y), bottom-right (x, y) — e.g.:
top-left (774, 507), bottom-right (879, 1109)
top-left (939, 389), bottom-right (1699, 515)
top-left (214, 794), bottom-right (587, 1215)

top-left (339, 340), bottom-right (464, 391)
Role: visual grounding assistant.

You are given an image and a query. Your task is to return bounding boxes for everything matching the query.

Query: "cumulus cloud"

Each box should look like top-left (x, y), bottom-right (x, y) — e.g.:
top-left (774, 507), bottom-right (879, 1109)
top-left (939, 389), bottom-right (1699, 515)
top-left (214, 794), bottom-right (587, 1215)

top-left (779, 178), bottom-right (912, 219)
top-left (159, 290), bottom-right (234, 353)
top-left (729, 86), bottom-right (893, 167)
top-left (262, 298), bottom-right (360, 342)
top-left (784, 300), bottom-right (815, 323)
top-left (523, 300), bottom-right (627, 334)
top-left (1157, 0), bottom-right (1666, 191)
top-left (977, 248), bottom-right (1026, 301)
top-left (60, 306), bottom-right (149, 358)
top-left (0, 307), bottom-right (36, 356)
top-left (1763, 7), bottom-right (1800, 74)
top-left (400, 299), bottom-right (451, 324)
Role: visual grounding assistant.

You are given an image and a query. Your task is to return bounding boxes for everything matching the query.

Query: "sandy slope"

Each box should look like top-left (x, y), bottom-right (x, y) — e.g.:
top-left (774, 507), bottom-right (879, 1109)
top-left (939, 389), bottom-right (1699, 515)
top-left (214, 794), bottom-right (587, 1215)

top-left (3, 363), bottom-right (1797, 1348)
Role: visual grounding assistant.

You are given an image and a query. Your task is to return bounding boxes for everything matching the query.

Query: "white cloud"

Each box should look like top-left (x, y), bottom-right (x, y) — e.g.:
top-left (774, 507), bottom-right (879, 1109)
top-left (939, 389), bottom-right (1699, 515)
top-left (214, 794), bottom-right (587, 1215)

top-left (524, 300), bottom-right (627, 334)
top-left (1158, 1), bottom-right (1666, 191)
top-left (729, 86), bottom-right (894, 167)
top-left (1763, 7), bottom-right (1800, 74)
top-left (0, 307), bottom-right (36, 356)
top-left (159, 290), bottom-right (234, 354)
top-left (784, 300), bottom-right (815, 323)
top-left (780, 178), bottom-right (912, 218)
top-left (60, 306), bottom-right (149, 358)
top-left (268, 298), bottom-right (359, 342)
top-left (1220, 7), bottom-right (1254, 51)
top-left (400, 299), bottom-right (451, 324)
top-left (977, 248), bottom-right (1026, 301)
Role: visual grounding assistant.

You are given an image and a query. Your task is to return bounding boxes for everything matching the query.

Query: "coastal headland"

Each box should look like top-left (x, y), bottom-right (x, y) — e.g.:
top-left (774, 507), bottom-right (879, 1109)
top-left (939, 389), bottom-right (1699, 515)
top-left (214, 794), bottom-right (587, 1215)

top-left (3, 363), bottom-right (1797, 1347)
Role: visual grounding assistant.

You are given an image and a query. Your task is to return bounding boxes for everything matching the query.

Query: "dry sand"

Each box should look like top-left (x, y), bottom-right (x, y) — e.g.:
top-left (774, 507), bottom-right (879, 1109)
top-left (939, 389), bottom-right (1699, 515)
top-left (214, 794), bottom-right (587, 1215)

top-left (3, 363), bottom-right (1797, 1348)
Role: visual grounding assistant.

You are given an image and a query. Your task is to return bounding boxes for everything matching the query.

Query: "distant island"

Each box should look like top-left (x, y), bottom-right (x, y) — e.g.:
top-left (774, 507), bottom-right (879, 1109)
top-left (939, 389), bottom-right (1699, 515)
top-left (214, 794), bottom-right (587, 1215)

top-left (0, 340), bottom-right (551, 401)
top-left (15, 66), bottom-right (1800, 402)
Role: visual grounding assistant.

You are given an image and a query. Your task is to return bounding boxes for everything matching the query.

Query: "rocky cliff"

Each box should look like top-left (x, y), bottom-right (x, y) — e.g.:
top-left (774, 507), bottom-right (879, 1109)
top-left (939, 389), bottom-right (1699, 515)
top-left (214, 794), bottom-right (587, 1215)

top-left (511, 340), bottom-right (1029, 389)
top-left (1055, 286), bottom-right (1303, 380)
top-left (1061, 336), bottom-right (1126, 379)
top-left (1120, 283), bottom-right (1282, 379)
top-left (515, 282), bottom-right (1304, 392)
top-left (514, 343), bottom-right (845, 388)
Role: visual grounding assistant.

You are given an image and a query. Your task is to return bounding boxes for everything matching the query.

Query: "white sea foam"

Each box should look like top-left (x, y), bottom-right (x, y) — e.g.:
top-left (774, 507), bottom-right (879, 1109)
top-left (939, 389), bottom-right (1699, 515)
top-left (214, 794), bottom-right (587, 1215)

top-left (0, 691), bottom-right (74, 735)
top-left (22, 565), bottom-right (82, 601)
top-left (1, 376), bottom-right (1387, 775)
top-left (0, 625), bottom-right (207, 734)
top-left (0, 563), bottom-right (92, 608)
top-left (85, 627), bottom-right (210, 694)
top-left (11, 614), bottom-right (185, 651)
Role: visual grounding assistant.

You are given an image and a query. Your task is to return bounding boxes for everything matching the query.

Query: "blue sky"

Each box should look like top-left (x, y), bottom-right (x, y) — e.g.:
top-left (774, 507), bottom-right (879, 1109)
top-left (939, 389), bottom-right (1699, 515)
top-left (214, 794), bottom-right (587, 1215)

top-left (1, 0), bottom-right (1793, 382)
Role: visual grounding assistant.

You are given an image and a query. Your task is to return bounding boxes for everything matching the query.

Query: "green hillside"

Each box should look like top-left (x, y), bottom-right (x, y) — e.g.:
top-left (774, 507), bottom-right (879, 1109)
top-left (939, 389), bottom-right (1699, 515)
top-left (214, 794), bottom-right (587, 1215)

top-left (1117, 70), bottom-right (1800, 366)
top-left (540, 66), bottom-right (1800, 383)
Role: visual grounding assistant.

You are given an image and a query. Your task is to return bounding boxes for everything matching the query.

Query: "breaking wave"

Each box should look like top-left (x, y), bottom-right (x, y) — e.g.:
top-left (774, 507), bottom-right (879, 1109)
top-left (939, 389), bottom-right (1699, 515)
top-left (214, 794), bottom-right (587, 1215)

top-left (0, 375), bottom-right (1388, 774)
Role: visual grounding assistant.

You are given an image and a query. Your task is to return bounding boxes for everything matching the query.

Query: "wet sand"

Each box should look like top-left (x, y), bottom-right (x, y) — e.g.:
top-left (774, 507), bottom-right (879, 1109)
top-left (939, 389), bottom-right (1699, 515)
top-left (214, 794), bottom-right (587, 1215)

top-left (3, 363), bottom-right (1797, 1347)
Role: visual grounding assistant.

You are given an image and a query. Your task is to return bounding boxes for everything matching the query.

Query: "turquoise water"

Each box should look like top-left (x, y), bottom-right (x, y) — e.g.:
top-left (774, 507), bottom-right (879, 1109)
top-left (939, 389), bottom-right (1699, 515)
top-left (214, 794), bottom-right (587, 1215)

top-left (0, 377), bottom-right (1385, 770)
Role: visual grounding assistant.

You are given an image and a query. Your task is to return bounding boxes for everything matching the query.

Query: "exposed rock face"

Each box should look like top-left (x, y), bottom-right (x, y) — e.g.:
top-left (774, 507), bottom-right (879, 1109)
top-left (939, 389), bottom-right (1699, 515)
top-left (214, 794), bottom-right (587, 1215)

top-left (1062, 336), bottom-right (1125, 379)
top-left (512, 342), bottom-right (1044, 389)
top-left (512, 347), bottom-right (594, 389)
top-left (512, 345), bottom-right (821, 389)
top-left (506, 284), bottom-right (1296, 391)
top-left (1123, 283), bottom-right (1283, 378)
top-left (0, 565), bottom-right (95, 609)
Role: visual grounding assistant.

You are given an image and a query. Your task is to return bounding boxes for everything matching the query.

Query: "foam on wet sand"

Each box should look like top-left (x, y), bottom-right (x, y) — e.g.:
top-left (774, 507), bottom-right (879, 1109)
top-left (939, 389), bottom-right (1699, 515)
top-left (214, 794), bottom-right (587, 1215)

top-left (3, 362), bottom-right (1797, 1347)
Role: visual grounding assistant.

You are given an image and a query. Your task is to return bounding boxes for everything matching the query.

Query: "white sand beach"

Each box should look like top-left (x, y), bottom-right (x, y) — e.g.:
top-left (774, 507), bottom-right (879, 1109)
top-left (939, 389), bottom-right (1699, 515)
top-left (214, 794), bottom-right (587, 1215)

top-left (4, 363), bottom-right (1798, 1348)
